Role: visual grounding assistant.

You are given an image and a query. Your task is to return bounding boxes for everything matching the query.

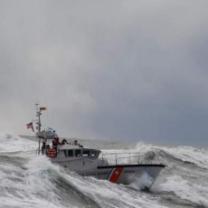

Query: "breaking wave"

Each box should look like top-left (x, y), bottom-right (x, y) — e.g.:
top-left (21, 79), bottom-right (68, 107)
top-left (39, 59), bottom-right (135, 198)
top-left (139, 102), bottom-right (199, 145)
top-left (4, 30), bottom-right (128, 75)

top-left (0, 134), bottom-right (208, 208)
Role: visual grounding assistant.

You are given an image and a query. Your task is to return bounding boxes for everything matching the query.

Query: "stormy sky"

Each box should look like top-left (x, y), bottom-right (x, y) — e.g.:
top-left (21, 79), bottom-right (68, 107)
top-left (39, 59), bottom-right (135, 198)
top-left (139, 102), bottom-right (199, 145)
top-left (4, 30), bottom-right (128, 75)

top-left (0, 0), bottom-right (208, 146)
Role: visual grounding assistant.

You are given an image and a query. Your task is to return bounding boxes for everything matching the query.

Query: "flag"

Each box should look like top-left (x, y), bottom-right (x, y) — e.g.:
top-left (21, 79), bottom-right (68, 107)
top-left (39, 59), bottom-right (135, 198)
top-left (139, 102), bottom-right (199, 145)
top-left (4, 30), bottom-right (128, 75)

top-left (26, 122), bottom-right (34, 132)
top-left (40, 107), bottom-right (47, 111)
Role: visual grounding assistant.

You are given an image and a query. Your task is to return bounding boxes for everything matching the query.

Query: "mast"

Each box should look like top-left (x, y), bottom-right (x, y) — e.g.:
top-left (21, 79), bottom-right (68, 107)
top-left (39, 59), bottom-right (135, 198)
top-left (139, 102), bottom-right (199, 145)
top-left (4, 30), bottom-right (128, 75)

top-left (35, 104), bottom-right (47, 154)
top-left (30, 104), bottom-right (47, 155)
top-left (35, 103), bottom-right (42, 135)
top-left (35, 104), bottom-right (41, 154)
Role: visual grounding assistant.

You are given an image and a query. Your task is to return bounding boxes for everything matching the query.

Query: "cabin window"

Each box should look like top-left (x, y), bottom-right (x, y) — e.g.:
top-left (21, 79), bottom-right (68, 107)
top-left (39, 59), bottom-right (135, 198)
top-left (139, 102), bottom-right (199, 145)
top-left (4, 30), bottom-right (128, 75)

top-left (90, 151), bottom-right (99, 158)
top-left (63, 150), bottom-right (67, 157)
top-left (83, 150), bottom-right (90, 157)
top-left (75, 149), bottom-right (81, 157)
top-left (68, 150), bottom-right (73, 157)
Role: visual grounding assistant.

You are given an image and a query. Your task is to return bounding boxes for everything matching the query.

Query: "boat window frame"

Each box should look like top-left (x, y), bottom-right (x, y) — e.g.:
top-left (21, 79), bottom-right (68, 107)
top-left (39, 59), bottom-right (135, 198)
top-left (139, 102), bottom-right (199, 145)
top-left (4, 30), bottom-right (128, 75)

top-left (90, 150), bottom-right (99, 158)
top-left (82, 149), bottom-right (100, 159)
top-left (61, 148), bottom-right (100, 158)
top-left (68, 149), bottom-right (74, 157)
top-left (63, 149), bottom-right (74, 157)
top-left (75, 149), bottom-right (81, 157)
top-left (82, 149), bottom-right (90, 157)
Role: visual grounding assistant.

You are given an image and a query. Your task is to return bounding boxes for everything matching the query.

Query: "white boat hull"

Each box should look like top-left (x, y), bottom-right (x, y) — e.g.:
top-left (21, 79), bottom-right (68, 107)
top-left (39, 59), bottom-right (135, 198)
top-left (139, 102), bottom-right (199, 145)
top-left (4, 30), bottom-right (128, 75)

top-left (52, 157), bottom-right (164, 188)
top-left (96, 164), bottom-right (164, 185)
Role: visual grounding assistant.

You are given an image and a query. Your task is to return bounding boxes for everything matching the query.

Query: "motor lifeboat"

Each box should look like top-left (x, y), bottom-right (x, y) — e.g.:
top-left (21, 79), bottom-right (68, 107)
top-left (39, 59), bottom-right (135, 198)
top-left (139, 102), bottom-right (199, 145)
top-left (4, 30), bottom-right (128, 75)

top-left (27, 104), bottom-right (165, 189)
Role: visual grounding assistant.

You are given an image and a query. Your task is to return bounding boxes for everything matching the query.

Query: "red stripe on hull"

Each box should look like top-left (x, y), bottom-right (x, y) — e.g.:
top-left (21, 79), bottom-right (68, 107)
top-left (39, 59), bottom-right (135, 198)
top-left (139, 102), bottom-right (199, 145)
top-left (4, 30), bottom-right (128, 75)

top-left (109, 167), bottom-right (123, 183)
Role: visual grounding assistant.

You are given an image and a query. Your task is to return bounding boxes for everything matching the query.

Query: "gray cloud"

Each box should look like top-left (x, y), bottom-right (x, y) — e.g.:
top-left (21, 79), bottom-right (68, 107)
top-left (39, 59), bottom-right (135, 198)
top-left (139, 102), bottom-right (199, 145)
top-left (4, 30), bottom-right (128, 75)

top-left (0, 0), bottom-right (208, 146)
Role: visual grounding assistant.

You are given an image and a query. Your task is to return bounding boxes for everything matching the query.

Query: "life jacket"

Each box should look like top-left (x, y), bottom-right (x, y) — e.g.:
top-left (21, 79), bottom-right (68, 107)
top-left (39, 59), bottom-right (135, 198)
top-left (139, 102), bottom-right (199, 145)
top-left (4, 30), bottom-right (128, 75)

top-left (47, 148), bottom-right (57, 158)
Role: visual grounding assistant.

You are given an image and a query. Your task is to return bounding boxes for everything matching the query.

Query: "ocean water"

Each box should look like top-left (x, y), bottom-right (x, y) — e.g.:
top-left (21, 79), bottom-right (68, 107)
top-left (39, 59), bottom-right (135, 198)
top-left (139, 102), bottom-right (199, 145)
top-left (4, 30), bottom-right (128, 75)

top-left (0, 133), bottom-right (208, 208)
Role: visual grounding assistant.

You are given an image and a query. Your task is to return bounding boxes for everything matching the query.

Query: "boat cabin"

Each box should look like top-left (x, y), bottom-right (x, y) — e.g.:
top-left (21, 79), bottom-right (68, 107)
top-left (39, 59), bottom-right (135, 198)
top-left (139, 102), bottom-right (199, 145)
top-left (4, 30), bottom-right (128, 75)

top-left (44, 142), bottom-right (104, 173)
top-left (56, 144), bottom-right (101, 160)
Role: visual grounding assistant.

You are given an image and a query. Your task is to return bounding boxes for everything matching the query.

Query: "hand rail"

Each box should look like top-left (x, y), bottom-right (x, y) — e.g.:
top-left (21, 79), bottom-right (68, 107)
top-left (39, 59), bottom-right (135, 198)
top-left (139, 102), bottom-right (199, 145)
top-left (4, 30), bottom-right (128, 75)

top-left (99, 152), bottom-right (160, 165)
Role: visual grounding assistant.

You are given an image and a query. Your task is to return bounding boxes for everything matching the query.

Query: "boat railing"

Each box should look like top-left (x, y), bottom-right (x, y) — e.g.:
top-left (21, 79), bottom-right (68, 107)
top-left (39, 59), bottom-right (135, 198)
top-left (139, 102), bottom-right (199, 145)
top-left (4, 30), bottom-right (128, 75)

top-left (99, 152), bottom-right (157, 166)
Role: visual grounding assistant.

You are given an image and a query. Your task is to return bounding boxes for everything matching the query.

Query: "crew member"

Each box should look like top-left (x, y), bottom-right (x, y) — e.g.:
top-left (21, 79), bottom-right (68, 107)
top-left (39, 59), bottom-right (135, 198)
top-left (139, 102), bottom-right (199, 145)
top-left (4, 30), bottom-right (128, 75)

top-left (61, 138), bottom-right (68, 145)
top-left (41, 141), bottom-right (46, 154)
top-left (52, 137), bottom-right (61, 150)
